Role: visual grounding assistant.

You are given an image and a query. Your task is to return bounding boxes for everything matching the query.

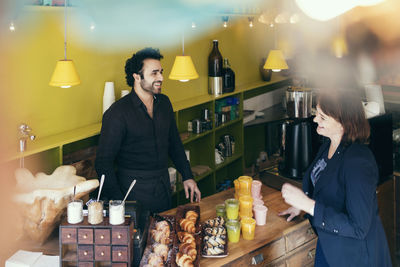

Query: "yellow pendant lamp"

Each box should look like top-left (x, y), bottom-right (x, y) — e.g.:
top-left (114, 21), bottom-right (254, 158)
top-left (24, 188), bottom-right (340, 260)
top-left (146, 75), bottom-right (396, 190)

top-left (49, 0), bottom-right (80, 88)
top-left (263, 49), bottom-right (289, 72)
top-left (169, 34), bottom-right (199, 82)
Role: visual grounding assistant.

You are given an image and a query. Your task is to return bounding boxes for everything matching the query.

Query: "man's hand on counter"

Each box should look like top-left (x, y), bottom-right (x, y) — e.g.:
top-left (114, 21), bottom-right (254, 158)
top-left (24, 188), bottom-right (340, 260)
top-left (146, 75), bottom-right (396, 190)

top-left (183, 179), bottom-right (201, 203)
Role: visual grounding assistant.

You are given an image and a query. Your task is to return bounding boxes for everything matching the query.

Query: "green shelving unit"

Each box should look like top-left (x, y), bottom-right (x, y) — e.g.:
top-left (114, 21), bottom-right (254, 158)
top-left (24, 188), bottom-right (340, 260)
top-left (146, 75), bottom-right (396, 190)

top-left (1, 76), bottom-right (291, 208)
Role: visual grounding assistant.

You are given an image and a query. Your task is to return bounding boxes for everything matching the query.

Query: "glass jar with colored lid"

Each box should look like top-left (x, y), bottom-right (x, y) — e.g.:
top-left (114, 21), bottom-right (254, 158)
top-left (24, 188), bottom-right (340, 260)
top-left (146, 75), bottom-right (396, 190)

top-left (226, 219), bottom-right (241, 243)
top-left (241, 217), bottom-right (256, 240)
top-left (225, 198), bottom-right (239, 220)
top-left (216, 203), bottom-right (226, 218)
top-left (238, 176), bottom-right (253, 195)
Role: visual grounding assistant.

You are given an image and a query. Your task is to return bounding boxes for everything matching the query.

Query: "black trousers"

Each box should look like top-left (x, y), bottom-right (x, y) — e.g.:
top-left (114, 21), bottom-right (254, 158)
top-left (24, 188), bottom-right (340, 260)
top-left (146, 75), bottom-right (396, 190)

top-left (117, 168), bottom-right (171, 213)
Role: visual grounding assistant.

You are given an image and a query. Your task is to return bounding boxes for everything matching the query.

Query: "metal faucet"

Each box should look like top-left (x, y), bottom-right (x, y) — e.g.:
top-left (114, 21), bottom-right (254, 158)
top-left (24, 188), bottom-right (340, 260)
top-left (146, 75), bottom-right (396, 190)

top-left (19, 123), bottom-right (36, 152)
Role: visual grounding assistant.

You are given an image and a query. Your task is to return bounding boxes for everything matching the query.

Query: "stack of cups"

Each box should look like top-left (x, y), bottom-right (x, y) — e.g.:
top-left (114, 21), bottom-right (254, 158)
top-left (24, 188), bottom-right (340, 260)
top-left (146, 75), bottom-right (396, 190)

top-left (225, 198), bottom-right (241, 243)
top-left (251, 180), bottom-right (268, 226)
top-left (251, 180), bottom-right (262, 200)
top-left (103, 82), bottom-right (115, 114)
top-left (239, 195), bottom-right (253, 218)
top-left (241, 217), bottom-right (256, 240)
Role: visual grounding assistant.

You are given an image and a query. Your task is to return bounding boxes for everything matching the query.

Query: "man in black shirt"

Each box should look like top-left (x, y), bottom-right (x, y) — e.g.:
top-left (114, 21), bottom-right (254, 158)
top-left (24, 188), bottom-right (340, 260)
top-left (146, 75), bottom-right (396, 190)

top-left (95, 48), bottom-right (201, 212)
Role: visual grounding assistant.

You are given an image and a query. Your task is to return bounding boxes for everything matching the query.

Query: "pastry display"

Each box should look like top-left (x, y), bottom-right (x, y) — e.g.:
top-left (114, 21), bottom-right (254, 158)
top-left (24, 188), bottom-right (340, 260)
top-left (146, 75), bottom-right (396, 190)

top-left (140, 206), bottom-right (200, 267)
top-left (141, 217), bottom-right (174, 267)
top-left (175, 207), bottom-right (200, 267)
top-left (202, 216), bottom-right (228, 257)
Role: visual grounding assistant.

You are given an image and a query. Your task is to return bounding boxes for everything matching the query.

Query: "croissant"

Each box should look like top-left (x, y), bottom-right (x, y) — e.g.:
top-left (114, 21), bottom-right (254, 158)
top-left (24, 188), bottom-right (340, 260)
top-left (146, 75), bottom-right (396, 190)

top-left (179, 218), bottom-right (196, 234)
top-left (147, 252), bottom-right (164, 267)
top-left (153, 243), bottom-right (169, 261)
top-left (176, 252), bottom-right (194, 267)
top-left (151, 229), bottom-right (170, 245)
top-left (179, 242), bottom-right (197, 261)
top-left (155, 220), bottom-right (170, 231)
top-left (185, 210), bottom-right (198, 223)
top-left (177, 231), bottom-right (195, 244)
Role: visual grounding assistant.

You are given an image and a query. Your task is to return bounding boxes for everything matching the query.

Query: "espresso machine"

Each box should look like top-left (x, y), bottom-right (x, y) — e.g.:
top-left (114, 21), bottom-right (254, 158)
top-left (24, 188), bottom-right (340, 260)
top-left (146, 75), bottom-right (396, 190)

top-left (279, 86), bottom-right (315, 179)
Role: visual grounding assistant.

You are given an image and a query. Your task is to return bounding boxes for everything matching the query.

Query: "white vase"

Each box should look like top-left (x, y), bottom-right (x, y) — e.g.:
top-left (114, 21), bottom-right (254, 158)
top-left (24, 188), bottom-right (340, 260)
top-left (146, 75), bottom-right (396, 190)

top-left (103, 82), bottom-right (115, 114)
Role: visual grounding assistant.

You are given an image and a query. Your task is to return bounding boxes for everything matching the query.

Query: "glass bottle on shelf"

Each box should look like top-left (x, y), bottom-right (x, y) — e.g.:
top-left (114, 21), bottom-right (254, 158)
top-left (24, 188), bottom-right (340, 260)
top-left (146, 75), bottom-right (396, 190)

top-left (208, 40), bottom-right (223, 96)
top-left (222, 58), bottom-right (235, 93)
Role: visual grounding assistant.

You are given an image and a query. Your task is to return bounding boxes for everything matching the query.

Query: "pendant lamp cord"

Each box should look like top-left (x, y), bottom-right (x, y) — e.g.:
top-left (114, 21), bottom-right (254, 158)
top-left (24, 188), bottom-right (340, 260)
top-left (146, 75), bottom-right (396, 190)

top-left (182, 31), bottom-right (185, 56)
top-left (64, 0), bottom-right (67, 60)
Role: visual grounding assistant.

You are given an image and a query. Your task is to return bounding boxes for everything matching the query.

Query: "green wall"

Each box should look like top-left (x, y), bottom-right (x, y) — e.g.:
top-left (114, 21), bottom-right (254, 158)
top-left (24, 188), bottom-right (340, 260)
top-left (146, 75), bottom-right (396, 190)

top-left (0, 5), bottom-right (274, 154)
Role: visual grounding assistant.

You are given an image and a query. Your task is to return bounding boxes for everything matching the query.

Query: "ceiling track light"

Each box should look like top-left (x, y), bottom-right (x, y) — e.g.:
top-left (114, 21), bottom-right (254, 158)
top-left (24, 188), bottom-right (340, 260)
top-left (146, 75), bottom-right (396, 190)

top-left (9, 21), bottom-right (16, 32)
top-left (222, 16), bottom-right (229, 28)
top-left (248, 17), bottom-right (254, 28)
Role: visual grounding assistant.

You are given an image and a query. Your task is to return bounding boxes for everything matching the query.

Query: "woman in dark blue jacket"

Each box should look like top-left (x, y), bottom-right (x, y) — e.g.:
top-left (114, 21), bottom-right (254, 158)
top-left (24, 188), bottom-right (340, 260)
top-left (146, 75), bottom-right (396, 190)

top-left (279, 88), bottom-right (392, 266)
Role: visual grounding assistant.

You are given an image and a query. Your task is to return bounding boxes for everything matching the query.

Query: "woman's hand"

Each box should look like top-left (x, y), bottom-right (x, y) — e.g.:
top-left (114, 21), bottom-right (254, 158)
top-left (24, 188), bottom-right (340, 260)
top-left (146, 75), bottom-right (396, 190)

top-left (278, 206), bottom-right (301, 221)
top-left (281, 183), bottom-right (315, 216)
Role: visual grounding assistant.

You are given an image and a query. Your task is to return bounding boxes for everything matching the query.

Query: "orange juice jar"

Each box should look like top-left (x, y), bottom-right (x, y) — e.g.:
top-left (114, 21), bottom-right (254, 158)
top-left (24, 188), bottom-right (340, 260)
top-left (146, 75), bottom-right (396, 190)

top-left (241, 217), bottom-right (256, 240)
top-left (238, 176), bottom-right (253, 195)
top-left (239, 195), bottom-right (253, 218)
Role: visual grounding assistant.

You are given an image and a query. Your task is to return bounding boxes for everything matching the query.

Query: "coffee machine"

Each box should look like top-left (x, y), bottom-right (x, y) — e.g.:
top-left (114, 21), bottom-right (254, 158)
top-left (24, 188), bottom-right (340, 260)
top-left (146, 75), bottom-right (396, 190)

top-left (279, 87), bottom-right (315, 179)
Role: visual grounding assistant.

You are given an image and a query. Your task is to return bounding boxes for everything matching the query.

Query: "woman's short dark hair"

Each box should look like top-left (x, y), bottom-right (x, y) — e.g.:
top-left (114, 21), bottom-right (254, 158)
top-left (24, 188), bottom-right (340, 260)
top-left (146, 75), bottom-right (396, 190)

top-left (125, 48), bottom-right (163, 87)
top-left (317, 88), bottom-right (370, 145)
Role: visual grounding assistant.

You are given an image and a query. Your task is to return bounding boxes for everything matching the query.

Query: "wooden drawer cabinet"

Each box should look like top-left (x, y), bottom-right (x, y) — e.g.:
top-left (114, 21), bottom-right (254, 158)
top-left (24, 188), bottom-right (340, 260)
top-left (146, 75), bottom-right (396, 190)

top-left (59, 217), bottom-right (134, 267)
top-left (285, 221), bottom-right (316, 252)
top-left (112, 228), bottom-right (128, 245)
top-left (78, 262), bottom-right (93, 267)
top-left (225, 238), bottom-right (286, 266)
top-left (95, 245), bottom-right (111, 261)
top-left (285, 238), bottom-right (317, 266)
top-left (78, 245), bottom-right (93, 261)
top-left (61, 228), bottom-right (77, 244)
top-left (95, 229), bottom-right (111, 244)
top-left (222, 220), bottom-right (317, 267)
top-left (78, 229), bottom-right (93, 244)
top-left (113, 246), bottom-right (128, 262)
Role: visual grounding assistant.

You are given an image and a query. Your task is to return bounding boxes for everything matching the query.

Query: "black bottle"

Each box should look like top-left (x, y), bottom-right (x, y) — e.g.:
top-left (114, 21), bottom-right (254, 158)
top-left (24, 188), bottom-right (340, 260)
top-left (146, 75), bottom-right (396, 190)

top-left (222, 58), bottom-right (235, 93)
top-left (208, 40), bottom-right (223, 96)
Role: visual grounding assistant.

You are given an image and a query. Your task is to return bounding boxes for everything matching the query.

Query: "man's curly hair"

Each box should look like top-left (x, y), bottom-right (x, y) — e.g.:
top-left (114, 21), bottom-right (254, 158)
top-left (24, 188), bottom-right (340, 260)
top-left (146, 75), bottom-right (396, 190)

top-left (125, 47), bottom-right (163, 87)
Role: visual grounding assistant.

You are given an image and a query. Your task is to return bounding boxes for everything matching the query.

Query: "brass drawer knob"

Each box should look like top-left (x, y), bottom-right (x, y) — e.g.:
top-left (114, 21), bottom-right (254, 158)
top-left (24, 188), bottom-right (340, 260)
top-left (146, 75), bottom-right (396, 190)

top-left (307, 228), bottom-right (314, 236)
top-left (100, 235), bottom-right (104, 239)
top-left (117, 234), bottom-right (122, 239)
top-left (118, 252), bottom-right (122, 257)
top-left (83, 234), bottom-right (88, 239)
top-left (67, 234), bottom-right (71, 238)
top-left (100, 252), bottom-right (104, 256)
top-left (84, 251), bottom-right (88, 256)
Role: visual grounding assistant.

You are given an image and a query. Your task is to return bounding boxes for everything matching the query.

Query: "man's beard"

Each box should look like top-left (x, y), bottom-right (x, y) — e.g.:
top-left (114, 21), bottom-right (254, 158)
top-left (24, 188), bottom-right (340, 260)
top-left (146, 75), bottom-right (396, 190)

top-left (141, 80), bottom-right (162, 95)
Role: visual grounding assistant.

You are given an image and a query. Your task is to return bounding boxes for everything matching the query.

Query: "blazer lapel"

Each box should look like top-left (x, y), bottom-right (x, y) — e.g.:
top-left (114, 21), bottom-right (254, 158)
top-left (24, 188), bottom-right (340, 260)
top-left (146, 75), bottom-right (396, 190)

top-left (313, 144), bottom-right (345, 197)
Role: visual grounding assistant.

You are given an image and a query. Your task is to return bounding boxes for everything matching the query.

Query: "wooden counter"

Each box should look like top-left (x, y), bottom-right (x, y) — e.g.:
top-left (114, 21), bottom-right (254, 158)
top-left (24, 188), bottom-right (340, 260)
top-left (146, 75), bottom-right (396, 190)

top-left (162, 184), bottom-right (317, 267)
